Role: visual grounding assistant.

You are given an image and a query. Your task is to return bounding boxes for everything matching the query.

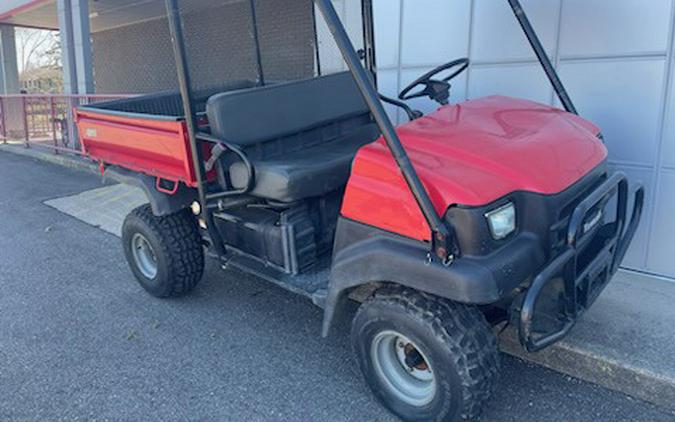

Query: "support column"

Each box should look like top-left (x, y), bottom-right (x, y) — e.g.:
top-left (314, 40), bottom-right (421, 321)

top-left (0, 48), bottom-right (5, 94)
top-left (71, 0), bottom-right (94, 94)
top-left (57, 0), bottom-right (78, 95)
top-left (0, 25), bottom-right (20, 94)
top-left (57, 0), bottom-right (90, 149)
top-left (0, 25), bottom-right (23, 140)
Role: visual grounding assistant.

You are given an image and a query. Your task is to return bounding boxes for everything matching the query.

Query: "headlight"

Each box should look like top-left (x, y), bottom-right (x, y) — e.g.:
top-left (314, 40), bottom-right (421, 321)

top-left (485, 202), bottom-right (516, 240)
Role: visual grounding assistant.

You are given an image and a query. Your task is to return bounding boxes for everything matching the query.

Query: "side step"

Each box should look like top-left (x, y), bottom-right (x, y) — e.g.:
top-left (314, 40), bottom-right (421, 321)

top-left (218, 249), bottom-right (330, 308)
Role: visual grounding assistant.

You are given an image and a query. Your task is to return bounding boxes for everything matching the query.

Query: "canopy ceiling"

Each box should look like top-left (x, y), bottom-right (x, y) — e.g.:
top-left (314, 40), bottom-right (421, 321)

top-left (1, 0), bottom-right (246, 33)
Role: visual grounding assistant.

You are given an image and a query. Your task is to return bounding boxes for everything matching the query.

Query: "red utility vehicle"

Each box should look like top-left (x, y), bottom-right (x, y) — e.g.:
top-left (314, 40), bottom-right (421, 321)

top-left (76, 0), bottom-right (644, 420)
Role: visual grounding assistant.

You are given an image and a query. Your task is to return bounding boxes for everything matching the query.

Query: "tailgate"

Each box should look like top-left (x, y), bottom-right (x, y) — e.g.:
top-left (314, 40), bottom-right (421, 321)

top-left (76, 108), bottom-right (197, 186)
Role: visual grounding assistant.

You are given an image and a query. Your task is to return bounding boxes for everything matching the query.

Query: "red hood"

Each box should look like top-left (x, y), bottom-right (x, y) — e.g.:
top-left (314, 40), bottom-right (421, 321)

top-left (342, 96), bottom-right (607, 241)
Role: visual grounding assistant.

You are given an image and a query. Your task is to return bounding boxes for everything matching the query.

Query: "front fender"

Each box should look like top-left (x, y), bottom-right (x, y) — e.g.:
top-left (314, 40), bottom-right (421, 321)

top-left (322, 218), bottom-right (543, 336)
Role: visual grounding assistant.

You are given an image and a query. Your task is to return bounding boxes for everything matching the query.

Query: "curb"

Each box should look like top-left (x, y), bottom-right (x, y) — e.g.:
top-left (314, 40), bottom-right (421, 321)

top-left (0, 144), bottom-right (124, 183)
top-left (499, 327), bottom-right (675, 412)
top-left (3, 142), bottom-right (674, 411)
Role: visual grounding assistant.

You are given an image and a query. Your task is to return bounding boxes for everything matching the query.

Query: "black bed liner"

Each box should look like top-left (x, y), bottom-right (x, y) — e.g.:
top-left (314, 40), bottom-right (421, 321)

top-left (80, 80), bottom-right (260, 119)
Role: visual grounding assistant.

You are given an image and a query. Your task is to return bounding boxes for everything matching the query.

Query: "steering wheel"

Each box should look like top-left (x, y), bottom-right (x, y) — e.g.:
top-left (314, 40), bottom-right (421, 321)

top-left (399, 58), bottom-right (469, 105)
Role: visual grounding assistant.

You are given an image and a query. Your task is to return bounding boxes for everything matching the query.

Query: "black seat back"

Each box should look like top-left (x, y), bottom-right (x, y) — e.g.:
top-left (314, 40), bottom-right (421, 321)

top-left (206, 72), bottom-right (371, 157)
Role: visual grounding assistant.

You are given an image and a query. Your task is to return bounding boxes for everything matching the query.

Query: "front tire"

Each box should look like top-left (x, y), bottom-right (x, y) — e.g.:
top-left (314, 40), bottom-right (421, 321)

top-left (122, 204), bottom-right (204, 298)
top-left (351, 287), bottom-right (499, 422)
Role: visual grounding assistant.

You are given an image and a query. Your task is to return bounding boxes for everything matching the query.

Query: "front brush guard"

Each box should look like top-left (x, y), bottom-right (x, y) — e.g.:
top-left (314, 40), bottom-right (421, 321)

top-left (519, 172), bottom-right (645, 352)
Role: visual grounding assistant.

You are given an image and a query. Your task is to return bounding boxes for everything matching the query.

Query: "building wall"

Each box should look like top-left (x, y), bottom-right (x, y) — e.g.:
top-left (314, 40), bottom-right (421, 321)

top-left (324, 0), bottom-right (675, 280)
top-left (92, 0), bottom-right (317, 94)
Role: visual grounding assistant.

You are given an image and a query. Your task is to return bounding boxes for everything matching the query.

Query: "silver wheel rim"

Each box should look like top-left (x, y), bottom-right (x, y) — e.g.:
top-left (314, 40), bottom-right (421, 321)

top-left (371, 330), bottom-right (436, 407)
top-left (131, 233), bottom-right (158, 279)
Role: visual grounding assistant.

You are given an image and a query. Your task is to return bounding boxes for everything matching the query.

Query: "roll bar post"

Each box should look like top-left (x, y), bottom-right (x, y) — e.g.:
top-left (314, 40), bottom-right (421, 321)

top-left (165, 0), bottom-right (227, 255)
top-left (361, 0), bottom-right (377, 83)
top-left (314, 0), bottom-right (456, 261)
top-left (507, 0), bottom-right (578, 114)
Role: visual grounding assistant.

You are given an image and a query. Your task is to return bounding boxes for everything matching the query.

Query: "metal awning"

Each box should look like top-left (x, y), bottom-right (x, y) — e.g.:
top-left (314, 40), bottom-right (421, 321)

top-left (0, 0), bottom-right (233, 33)
top-left (0, 0), bottom-right (56, 29)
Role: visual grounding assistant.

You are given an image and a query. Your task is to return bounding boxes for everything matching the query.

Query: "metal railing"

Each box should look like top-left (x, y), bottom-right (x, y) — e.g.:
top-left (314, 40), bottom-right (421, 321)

top-left (0, 94), bottom-right (132, 155)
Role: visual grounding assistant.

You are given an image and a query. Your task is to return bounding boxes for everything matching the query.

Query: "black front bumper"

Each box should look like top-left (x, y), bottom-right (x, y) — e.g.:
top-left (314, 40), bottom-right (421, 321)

top-left (518, 172), bottom-right (645, 352)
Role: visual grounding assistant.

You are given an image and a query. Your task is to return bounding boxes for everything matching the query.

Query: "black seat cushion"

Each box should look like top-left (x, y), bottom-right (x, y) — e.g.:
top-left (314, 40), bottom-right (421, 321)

top-left (229, 124), bottom-right (380, 202)
top-left (206, 72), bottom-right (380, 202)
top-left (207, 72), bottom-right (370, 146)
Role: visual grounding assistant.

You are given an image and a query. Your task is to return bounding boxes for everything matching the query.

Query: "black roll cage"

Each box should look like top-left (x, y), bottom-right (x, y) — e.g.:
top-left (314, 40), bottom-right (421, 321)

top-left (164, 0), bottom-right (578, 262)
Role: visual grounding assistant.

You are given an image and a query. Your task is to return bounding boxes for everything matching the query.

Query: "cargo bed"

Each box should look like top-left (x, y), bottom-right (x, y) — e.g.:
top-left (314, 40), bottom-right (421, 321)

top-left (75, 81), bottom-right (258, 186)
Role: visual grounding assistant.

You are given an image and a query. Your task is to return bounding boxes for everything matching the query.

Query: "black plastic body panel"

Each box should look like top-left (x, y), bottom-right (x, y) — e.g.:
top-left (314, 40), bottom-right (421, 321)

top-left (212, 191), bottom-right (343, 277)
top-left (213, 204), bottom-right (317, 275)
top-left (105, 166), bottom-right (197, 217)
top-left (447, 162), bottom-right (608, 260)
top-left (321, 217), bottom-right (545, 336)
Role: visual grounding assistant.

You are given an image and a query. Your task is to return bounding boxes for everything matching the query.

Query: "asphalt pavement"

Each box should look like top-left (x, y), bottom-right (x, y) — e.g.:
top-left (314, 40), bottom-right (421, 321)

top-left (1, 151), bottom-right (673, 421)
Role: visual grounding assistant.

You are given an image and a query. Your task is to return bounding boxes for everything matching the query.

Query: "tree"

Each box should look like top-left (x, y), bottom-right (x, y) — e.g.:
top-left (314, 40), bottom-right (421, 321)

top-left (15, 28), bottom-right (61, 73)
top-left (43, 36), bottom-right (62, 69)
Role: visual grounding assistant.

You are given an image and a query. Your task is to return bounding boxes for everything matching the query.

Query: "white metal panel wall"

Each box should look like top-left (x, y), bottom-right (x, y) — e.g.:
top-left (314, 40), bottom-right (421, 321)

top-left (315, 0), bottom-right (364, 75)
top-left (324, 0), bottom-right (675, 279)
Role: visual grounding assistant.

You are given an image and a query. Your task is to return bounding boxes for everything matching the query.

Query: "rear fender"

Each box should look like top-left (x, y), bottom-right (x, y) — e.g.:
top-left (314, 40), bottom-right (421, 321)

top-left (104, 166), bottom-right (198, 217)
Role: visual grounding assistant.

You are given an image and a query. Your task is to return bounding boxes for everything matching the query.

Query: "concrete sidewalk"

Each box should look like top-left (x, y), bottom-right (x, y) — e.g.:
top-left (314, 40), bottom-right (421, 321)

top-left (3, 143), bottom-right (675, 411)
top-left (500, 271), bottom-right (675, 410)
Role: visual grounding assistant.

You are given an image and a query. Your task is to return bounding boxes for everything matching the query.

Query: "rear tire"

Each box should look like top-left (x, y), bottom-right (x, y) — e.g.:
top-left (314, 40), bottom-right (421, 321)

top-left (122, 204), bottom-right (204, 298)
top-left (351, 286), bottom-right (499, 422)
